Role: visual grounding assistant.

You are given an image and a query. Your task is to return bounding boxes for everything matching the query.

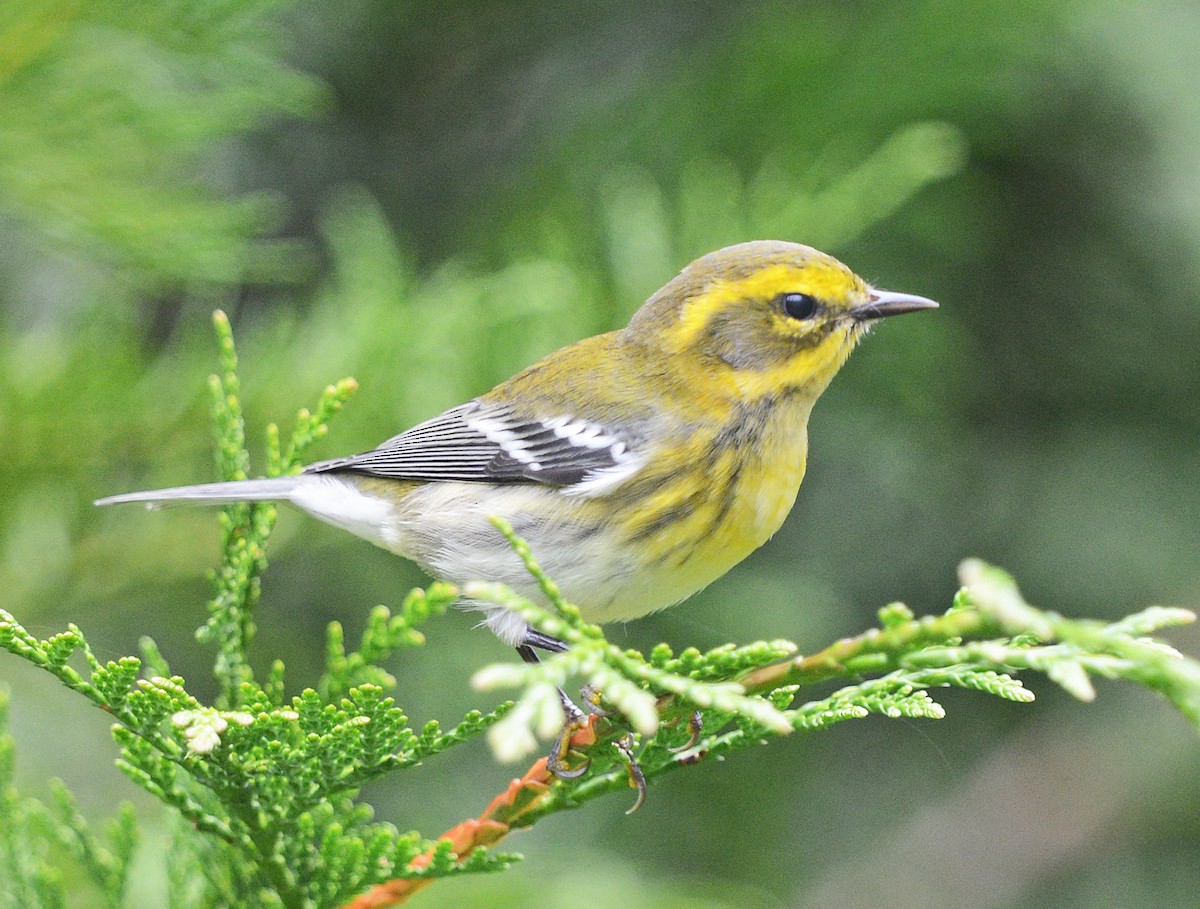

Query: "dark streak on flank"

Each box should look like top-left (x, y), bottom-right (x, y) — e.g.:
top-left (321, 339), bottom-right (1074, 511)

top-left (619, 435), bottom-right (727, 545)
top-left (624, 482), bottom-right (711, 544)
top-left (697, 461), bottom-right (741, 543)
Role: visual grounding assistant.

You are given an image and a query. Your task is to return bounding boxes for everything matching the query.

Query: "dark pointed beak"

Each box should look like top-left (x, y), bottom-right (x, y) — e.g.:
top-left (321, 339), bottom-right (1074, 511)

top-left (850, 289), bottom-right (940, 321)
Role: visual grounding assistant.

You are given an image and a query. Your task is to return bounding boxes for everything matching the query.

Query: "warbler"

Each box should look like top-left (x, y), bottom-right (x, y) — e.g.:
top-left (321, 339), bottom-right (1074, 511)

top-left (97, 240), bottom-right (936, 657)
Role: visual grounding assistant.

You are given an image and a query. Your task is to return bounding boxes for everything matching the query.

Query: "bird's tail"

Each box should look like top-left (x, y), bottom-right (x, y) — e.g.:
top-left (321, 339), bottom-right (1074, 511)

top-left (95, 477), bottom-right (302, 509)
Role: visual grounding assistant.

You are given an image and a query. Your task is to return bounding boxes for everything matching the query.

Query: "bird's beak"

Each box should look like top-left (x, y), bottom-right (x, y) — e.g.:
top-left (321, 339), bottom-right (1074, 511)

top-left (850, 289), bottom-right (940, 321)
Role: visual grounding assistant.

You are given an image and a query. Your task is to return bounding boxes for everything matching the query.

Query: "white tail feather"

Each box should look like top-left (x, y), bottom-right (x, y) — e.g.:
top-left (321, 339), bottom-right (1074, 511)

top-left (94, 477), bottom-right (303, 508)
top-left (96, 475), bottom-right (397, 551)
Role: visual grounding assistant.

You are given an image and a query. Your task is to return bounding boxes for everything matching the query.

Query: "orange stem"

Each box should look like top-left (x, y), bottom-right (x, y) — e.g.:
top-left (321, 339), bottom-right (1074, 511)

top-left (339, 717), bottom-right (601, 909)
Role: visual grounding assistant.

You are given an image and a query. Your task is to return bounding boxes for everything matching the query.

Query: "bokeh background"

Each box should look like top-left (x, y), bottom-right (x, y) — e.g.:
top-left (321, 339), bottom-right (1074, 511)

top-left (3, 1), bottom-right (1200, 906)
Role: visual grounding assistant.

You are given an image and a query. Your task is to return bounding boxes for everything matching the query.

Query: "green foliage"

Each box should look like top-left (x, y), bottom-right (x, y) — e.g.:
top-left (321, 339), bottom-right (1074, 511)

top-left (319, 586), bottom-right (455, 702)
top-left (1, 690), bottom-right (138, 909)
top-left (1, 319), bottom-right (515, 908)
top-left (0, 0), bottom-right (322, 292)
top-left (198, 310), bottom-right (359, 704)
top-left (593, 120), bottom-right (966, 300)
top-left (465, 535), bottom-right (1200, 824)
top-left (2, 314), bottom-right (1200, 907)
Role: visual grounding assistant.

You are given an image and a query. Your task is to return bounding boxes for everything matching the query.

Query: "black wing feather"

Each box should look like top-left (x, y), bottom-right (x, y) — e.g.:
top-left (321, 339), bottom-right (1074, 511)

top-left (304, 402), bottom-right (632, 487)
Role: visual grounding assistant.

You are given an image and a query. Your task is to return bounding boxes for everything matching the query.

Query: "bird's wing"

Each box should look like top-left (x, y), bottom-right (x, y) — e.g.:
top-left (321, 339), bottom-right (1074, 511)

top-left (304, 401), bottom-right (646, 495)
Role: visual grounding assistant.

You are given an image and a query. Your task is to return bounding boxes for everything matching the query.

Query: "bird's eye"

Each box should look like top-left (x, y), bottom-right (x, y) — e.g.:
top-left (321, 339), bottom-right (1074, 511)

top-left (780, 292), bottom-right (819, 320)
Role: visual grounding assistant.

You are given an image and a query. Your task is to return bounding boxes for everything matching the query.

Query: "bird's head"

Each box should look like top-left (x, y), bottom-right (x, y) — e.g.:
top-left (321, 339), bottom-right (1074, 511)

top-left (626, 240), bottom-right (938, 402)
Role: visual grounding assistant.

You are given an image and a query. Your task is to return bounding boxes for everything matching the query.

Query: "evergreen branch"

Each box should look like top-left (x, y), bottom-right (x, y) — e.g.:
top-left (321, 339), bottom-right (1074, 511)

top-left (470, 518), bottom-right (795, 761)
top-left (738, 560), bottom-right (1200, 733)
top-left (452, 549), bottom-right (1200, 849)
top-left (957, 559), bottom-right (1200, 723)
top-left (338, 723), bottom-right (605, 909)
top-left (1, 691), bottom-right (138, 909)
top-left (199, 310), bottom-right (357, 707)
top-left (40, 782), bottom-right (136, 909)
top-left (319, 584), bottom-right (456, 701)
top-left (198, 309), bottom-right (270, 702)
top-left (7, 310), bottom-right (1200, 907)
top-left (737, 595), bottom-right (996, 694)
top-left (283, 378), bottom-right (361, 473)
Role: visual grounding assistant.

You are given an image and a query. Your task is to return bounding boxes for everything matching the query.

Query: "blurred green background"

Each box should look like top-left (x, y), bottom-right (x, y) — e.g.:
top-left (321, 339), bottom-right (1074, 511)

top-left (3, 0), bottom-right (1200, 906)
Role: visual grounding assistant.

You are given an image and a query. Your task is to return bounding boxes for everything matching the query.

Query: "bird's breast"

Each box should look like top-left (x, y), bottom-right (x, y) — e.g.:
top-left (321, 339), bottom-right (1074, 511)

top-left (686, 404), bottom-right (810, 562)
top-left (590, 399), bottom-right (811, 620)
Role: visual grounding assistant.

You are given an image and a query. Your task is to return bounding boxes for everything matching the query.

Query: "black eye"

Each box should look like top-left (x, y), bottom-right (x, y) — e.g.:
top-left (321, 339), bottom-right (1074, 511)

top-left (780, 292), bottom-right (818, 320)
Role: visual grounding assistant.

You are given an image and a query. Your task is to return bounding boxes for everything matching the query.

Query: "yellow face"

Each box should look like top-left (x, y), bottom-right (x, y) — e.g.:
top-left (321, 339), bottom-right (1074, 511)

top-left (629, 241), bottom-right (877, 403)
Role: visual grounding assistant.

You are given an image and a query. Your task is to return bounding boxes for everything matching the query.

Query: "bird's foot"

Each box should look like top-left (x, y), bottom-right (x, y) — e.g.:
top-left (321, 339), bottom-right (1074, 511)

top-left (542, 686), bottom-right (649, 813)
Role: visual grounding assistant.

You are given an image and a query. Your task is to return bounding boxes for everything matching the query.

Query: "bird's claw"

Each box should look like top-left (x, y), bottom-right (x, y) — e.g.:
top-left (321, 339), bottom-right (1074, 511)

top-left (546, 688), bottom-right (591, 779)
top-left (667, 709), bottom-right (704, 754)
top-left (580, 684), bottom-right (610, 717)
top-left (614, 733), bottom-right (648, 814)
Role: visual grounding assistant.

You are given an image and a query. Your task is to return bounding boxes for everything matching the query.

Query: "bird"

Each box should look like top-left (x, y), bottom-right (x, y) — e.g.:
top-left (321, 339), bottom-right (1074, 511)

top-left (97, 240), bottom-right (937, 662)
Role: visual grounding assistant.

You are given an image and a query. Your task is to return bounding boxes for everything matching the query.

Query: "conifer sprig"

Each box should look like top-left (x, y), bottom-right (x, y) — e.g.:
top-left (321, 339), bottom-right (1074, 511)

top-left (3, 314), bottom-right (1199, 909)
